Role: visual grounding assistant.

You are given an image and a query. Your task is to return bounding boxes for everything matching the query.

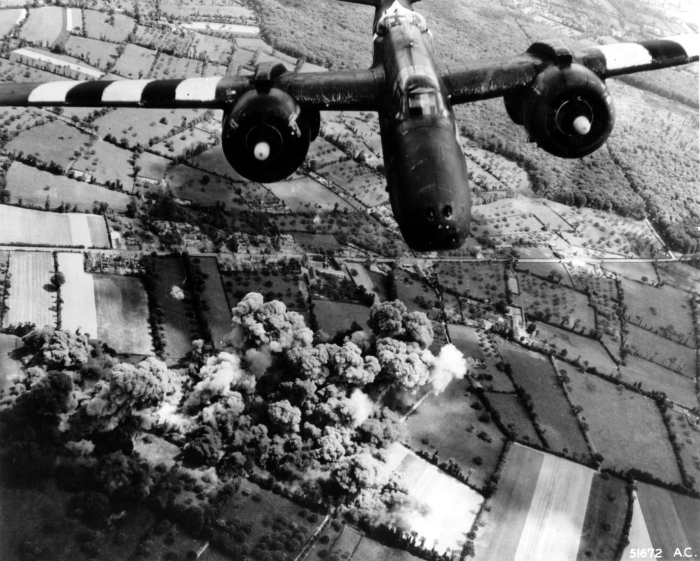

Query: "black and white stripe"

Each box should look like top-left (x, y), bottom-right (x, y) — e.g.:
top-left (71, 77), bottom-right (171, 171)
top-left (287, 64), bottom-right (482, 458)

top-left (0, 76), bottom-right (250, 108)
top-left (579, 34), bottom-right (699, 78)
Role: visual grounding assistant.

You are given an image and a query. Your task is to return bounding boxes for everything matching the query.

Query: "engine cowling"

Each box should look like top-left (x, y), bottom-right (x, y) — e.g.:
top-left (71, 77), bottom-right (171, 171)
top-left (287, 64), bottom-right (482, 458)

top-left (504, 63), bottom-right (615, 159)
top-left (222, 88), bottom-right (318, 183)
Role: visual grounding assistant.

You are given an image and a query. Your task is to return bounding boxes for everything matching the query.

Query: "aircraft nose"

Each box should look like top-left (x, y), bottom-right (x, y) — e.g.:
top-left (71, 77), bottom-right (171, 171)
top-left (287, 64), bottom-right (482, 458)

top-left (401, 202), bottom-right (468, 251)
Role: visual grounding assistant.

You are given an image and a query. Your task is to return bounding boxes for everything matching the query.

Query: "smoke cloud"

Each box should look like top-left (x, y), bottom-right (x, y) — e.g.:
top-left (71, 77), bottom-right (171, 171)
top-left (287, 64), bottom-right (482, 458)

top-left (430, 344), bottom-right (468, 395)
top-left (348, 389), bottom-right (375, 428)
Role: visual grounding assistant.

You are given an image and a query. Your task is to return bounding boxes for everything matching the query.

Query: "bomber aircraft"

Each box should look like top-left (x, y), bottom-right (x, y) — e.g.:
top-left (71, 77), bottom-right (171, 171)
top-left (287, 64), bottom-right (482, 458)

top-left (0, 0), bottom-right (698, 251)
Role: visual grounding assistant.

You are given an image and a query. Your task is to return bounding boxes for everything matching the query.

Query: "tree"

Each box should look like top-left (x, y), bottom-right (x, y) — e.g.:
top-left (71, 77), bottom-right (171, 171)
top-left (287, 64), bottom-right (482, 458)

top-left (51, 272), bottom-right (66, 288)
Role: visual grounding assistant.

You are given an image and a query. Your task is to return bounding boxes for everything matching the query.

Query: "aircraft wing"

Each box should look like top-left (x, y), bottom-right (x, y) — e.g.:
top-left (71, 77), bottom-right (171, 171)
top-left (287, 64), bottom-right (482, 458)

top-left (0, 67), bottom-right (383, 111)
top-left (445, 34), bottom-right (699, 106)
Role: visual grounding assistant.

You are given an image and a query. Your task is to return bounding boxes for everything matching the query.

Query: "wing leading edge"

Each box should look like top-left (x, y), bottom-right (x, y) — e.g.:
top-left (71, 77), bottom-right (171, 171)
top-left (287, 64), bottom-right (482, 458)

top-left (444, 34), bottom-right (699, 106)
top-left (0, 67), bottom-right (384, 111)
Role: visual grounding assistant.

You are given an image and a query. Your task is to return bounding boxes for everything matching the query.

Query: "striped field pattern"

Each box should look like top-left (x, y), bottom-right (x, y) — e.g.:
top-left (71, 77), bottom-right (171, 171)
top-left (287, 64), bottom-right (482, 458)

top-left (0, 205), bottom-right (109, 248)
top-left (3, 251), bottom-right (55, 329)
top-left (383, 443), bottom-right (484, 556)
top-left (56, 252), bottom-right (98, 339)
top-left (476, 444), bottom-right (597, 561)
top-left (632, 482), bottom-right (700, 561)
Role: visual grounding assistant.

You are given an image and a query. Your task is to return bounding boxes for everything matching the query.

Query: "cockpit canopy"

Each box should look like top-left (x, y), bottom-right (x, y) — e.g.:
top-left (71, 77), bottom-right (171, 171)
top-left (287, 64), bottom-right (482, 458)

top-left (376, 11), bottom-right (428, 36)
top-left (404, 76), bottom-right (443, 116)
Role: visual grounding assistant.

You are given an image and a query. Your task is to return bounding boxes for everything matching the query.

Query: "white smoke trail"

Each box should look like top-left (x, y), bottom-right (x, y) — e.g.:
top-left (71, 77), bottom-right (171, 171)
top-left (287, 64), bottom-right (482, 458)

top-left (348, 389), bottom-right (375, 428)
top-left (430, 344), bottom-right (467, 395)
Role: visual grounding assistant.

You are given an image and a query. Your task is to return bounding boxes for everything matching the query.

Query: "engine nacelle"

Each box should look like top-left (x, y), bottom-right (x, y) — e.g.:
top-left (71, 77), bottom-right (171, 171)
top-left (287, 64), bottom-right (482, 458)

top-left (222, 88), bottom-right (319, 183)
top-left (504, 63), bottom-right (615, 159)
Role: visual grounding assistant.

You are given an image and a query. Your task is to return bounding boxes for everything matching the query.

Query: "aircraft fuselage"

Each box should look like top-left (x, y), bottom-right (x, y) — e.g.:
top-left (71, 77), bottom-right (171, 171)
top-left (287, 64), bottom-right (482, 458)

top-left (372, 0), bottom-right (471, 251)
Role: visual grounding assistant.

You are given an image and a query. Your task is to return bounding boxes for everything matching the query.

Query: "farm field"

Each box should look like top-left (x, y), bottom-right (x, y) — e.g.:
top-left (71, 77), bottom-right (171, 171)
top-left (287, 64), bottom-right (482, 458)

top-left (224, 267), bottom-right (305, 312)
top-left (555, 207), bottom-right (663, 258)
top-left (56, 253), bottom-right (98, 338)
top-left (189, 33), bottom-right (233, 64)
top-left (515, 273), bottom-right (595, 332)
top-left (215, 477), bottom-right (322, 559)
top-left (0, 58), bottom-right (64, 83)
top-left (312, 299), bottom-right (370, 336)
top-left (194, 257), bottom-right (233, 349)
top-left (321, 161), bottom-right (387, 207)
top-left (393, 269), bottom-right (437, 314)
top-left (567, 370), bottom-right (683, 485)
top-left (516, 261), bottom-right (574, 288)
top-left (620, 277), bottom-right (695, 343)
top-left (475, 444), bottom-right (597, 561)
top-left (292, 232), bottom-right (341, 251)
top-left (570, 268), bottom-right (621, 342)
top-left (623, 491), bottom-right (655, 557)
top-left (484, 392), bottom-right (542, 445)
top-left (534, 322), bottom-right (618, 377)
top-left (0, 8), bottom-right (24, 37)
top-left (655, 261), bottom-right (700, 293)
top-left (345, 262), bottom-right (374, 296)
top-left (619, 355), bottom-right (697, 409)
top-left (367, 270), bottom-right (390, 302)
top-left (624, 324), bottom-right (696, 378)
top-left (3, 251), bottom-right (55, 329)
top-left (188, 144), bottom-right (243, 178)
top-left (669, 408), bottom-right (700, 492)
top-left (63, 36), bottom-right (120, 70)
top-left (162, 164), bottom-right (251, 208)
top-left (266, 176), bottom-right (354, 212)
top-left (11, 46), bottom-right (103, 79)
top-left (499, 341), bottom-right (590, 456)
top-left (437, 261), bottom-right (506, 302)
top-left (154, 257), bottom-right (196, 364)
top-left (0, 334), bottom-right (21, 397)
top-left (111, 43), bottom-right (157, 78)
top-left (0, 106), bottom-right (49, 142)
top-left (307, 136), bottom-right (346, 167)
top-left (636, 482), bottom-right (700, 558)
top-left (384, 443), bottom-right (484, 556)
top-left (0, 205), bottom-right (109, 248)
top-left (602, 261), bottom-right (658, 284)
top-left (406, 377), bottom-right (507, 489)
top-left (5, 119), bottom-right (89, 167)
top-left (306, 524), bottom-right (422, 561)
top-left (94, 108), bottom-right (198, 149)
top-left (135, 151), bottom-right (170, 182)
top-left (151, 122), bottom-right (214, 159)
top-left (94, 275), bottom-right (153, 356)
top-left (449, 324), bottom-right (515, 392)
top-left (83, 9), bottom-right (134, 43)
top-left (71, 138), bottom-right (134, 188)
top-left (150, 51), bottom-right (209, 79)
top-left (576, 473), bottom-right (630, 561)
top-left (5, 162), bottom-right (132, 212)
top-left (19, 7), bottom-right (63, 45)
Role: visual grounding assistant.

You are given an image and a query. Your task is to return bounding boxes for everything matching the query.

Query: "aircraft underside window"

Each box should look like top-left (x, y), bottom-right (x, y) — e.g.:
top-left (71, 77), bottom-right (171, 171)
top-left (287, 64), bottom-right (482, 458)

top-left (408, 91), bottom-right (439, 116)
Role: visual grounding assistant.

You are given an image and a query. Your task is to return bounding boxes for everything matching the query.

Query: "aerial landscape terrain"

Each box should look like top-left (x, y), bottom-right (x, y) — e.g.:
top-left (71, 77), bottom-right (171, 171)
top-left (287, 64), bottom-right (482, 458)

top-left (0, 0), bottom-right (698, 560)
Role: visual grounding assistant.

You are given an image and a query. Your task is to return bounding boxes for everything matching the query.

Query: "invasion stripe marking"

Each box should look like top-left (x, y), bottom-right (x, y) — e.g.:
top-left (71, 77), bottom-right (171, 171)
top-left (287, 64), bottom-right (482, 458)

top-left (643, 39), bottom-right (688, 63)
top-left (175, 77), bottom-right (222, 102)
top-left (65, 81), bottom-right (112, 106)
top-left (140, 79), bottom-right (181, 105)
top-left (597, 43), bottom-right (653, 71)
top-left (667, 34), bottom-right (700, 59)
top-left (27, 81), bottom-right (79, 103)
top-left (102, 79), bottom-right (153, 103)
